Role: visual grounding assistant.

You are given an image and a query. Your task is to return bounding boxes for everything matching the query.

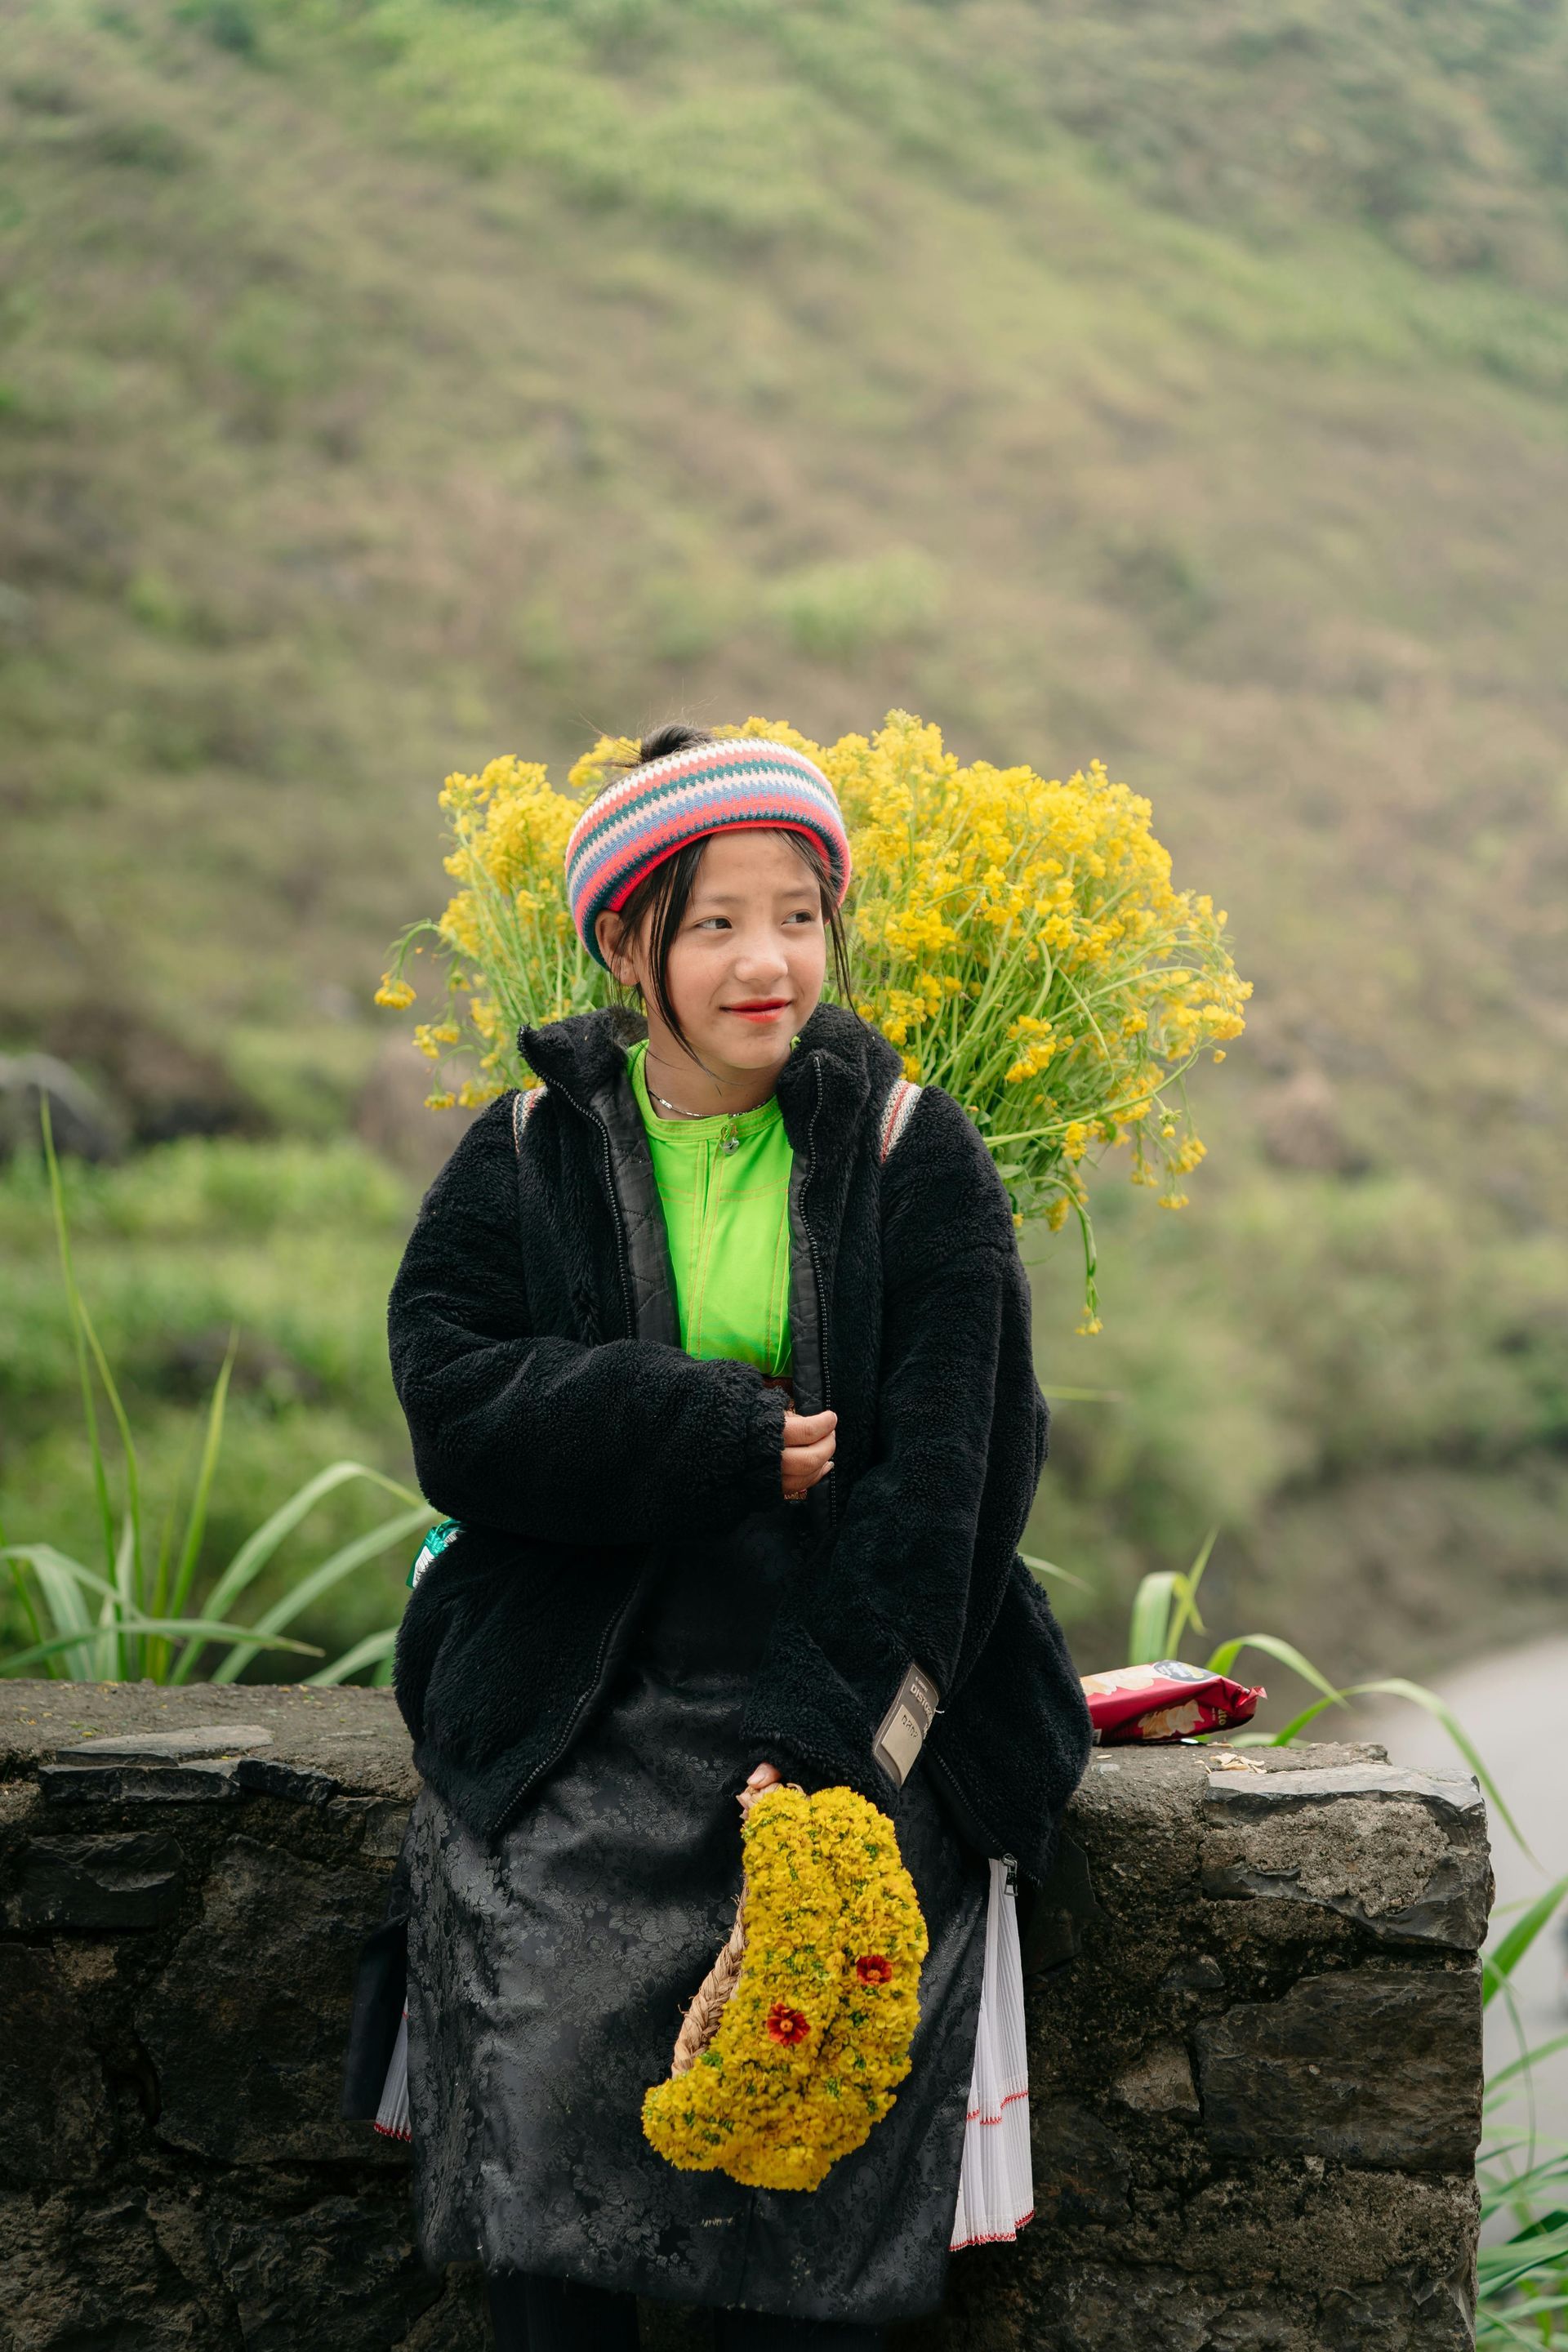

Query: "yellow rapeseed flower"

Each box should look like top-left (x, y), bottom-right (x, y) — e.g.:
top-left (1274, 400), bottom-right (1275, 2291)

top-left (384, 710), bottom-right (1248, 1329)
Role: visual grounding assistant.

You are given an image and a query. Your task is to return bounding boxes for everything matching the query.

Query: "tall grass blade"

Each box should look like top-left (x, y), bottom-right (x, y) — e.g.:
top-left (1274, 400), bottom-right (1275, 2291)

top-left (1127, 1570), bottom-right (1178, 1664)
top-left (1206, 1633), bottom-right (1342, 1704)
top-left (1, 1617), bottom-right (325, 1675)
top-left (1019, 1551), bottom-right (1091, 1592)
top-left (74, 1289), bottom-right (145, 1637)
top-left (309, 1628), bottom-right (399, 1686)
top-left (208, 1504), bottom-right (433, 1685)
top-left (1485, 2033), bottom-right (1568, 2104)
top-left (175, 1460), bottom-right (424, 1681)
top-left (1, 1545), bottom-right (122, 1602)
top-left (5, 1542), bottom-right (100, 1682)
top-left (166, 1331), bottom-right (238, 1626)
top-left (39, 1101), bottom-right (116, 1584)
top-left (1477, 2223), bottom-right (1568, 2293)
top-left (1165, 1524), bottom-right (1218, 1651)
top-left (112, 1512), bottom-right (137, 1681)
top-left (1483, 1878), bottom-right (1568, 2007)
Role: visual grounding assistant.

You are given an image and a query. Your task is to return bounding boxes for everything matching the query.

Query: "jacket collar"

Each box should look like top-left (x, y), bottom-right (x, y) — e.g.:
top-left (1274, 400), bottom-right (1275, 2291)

top-left (519, 1000), bottom-right (900, 1162)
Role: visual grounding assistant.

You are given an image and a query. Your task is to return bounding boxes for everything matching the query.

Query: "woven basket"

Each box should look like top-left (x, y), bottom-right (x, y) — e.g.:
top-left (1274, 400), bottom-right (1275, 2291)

top-left (667, 1780), bottom-right (804, 2078)
top-left (669, 1894), bottom-right (747, 2076)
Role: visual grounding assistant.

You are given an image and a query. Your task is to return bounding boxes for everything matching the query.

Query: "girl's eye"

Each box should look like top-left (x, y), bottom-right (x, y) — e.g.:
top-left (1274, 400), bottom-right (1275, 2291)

top-left (693, 915), bottom-right (732, 932)
top-left (784, 910), bottom-right (819, 926)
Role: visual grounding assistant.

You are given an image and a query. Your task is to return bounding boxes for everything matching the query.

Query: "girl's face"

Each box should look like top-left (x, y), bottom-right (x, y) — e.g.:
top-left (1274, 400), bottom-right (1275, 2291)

top-left (601, 829), bottom-right (828, 1089)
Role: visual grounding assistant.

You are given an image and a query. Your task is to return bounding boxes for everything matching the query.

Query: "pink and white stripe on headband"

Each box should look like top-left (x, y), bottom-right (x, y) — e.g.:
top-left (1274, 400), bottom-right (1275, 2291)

top-left (565, 737), bottom-right (851, 967)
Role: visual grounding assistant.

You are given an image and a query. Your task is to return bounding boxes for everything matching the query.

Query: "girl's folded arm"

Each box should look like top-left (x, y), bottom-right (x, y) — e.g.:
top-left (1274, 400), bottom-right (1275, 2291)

top-left (387, 1098), bottom-right (786, 1546)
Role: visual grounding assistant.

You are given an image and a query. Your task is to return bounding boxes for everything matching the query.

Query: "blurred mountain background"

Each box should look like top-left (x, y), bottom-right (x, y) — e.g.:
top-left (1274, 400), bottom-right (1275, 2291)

top-left (4, 0), bottom-right (1568, 1690)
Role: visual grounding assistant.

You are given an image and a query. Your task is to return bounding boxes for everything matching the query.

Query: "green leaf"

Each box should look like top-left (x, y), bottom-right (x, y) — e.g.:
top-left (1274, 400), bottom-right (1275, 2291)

top-left (1477, 2221), bottom-right (1568, 2291)
top-left (0, 1617), bottom-right (323, 1676)
top-left (1484, 2029), bottom-right (1568, 2103)
top-left (309, 1628), bottom-right (399, 1687)
top-left (167, 1330), bottom-right (238, 1625)
top-left (3, 1542), bottom-right (103, 1681)
top-left (1483, 1877), bottom-right (1568, 2007)
top-left (1019, 1551), bottom-right (1091, 1592)
top-left (1205, 1633), bottom-right (1341, 1704)
top-left (209, 1505), bottom-right (433, 1685)
top-left (1166, 1525), bottom-right (1218, 1651)
top-left (1128, 1570), bottom-right (1177, 1665)
top-left (176, 1459), bottom-right (424, 1680)
top-left (40, 1101), bottom-right (116, 1584)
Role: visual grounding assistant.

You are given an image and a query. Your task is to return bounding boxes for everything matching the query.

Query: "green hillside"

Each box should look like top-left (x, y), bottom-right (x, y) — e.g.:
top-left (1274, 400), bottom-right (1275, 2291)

top-left (5, 0), bottom-right (1568, 1686)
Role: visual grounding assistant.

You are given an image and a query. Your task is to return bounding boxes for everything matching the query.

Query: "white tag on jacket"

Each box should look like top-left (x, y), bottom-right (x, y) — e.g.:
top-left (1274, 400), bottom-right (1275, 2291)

top-left (872, 1663), bottom-right (941, 1788)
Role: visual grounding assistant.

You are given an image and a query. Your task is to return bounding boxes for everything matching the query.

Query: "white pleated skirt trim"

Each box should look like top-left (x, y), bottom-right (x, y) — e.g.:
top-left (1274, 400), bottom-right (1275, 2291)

top-left (375, 2006), bottom-right (412, 2143)
top-left (949, 1856), bottom-right (1033, 2252)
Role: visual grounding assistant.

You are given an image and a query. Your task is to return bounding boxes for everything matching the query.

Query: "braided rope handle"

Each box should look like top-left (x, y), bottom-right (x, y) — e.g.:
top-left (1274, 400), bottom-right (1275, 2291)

top-left (668, 1780), bottom-right (806, 2077)
top-left (670, 1892), bottom-right (747, 2077)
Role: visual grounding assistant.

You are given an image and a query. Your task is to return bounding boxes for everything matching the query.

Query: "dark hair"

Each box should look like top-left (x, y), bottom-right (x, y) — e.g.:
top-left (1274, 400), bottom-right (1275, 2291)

top-left (597, 724), bottom-right (853, 1061)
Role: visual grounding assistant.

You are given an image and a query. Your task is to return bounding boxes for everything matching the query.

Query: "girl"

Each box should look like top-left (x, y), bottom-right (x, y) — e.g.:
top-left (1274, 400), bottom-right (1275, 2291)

top-left (384, 728), bottom-right (1091, 2348)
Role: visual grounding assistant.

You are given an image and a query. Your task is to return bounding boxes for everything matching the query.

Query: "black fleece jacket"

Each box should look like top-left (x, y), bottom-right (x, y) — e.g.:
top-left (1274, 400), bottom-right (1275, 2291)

top-left (388, 1002), bottom-right (1091, 1884)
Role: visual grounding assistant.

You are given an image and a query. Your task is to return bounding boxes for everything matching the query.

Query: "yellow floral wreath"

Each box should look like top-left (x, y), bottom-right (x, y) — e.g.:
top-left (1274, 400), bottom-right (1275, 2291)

top-left (642, 1784), bottom-right (929, 2193)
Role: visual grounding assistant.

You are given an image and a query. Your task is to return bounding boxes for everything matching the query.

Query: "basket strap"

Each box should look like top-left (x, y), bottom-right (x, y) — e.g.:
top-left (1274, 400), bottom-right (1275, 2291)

top-left (877, 1074), bottom-right (924, 1164)
top-left (511, 1082), bottom-right (546, 1156)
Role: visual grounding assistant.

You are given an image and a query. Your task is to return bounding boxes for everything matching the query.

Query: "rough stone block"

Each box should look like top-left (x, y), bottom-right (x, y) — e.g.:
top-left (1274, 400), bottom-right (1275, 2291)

top-left (1173, 2161), bottom-right (1479, 2295)
top-left (1321, 2261), bottom-right (1476, 2351)
top-left (207, 2194), bottom-right (443, 2352)
top-left (235, 1755), bottom-right (340, 1806)
top-left (39, 1758), bottom-right (242, 1804)
top-left (1202, 1765), bottom-right (1490, 1949)
top-left (56, 1722), bottom-right (274, 1763)
top-left (137, 1836), bottom-right (390, 2163)
top-left (1031, 2100), bottom-right (1132, 2226)
top-left (362, 1799), bottom-right (415, 1860)
top-left (1195, 1966), bottom-right (1481, 2172)
top-left (896, 2253), bottom-right (1474, 2352)
top-left (7, 1830), bottom-right (184, 1931)
top-left (0, 1949), bottom-right (111, 2184)
top-left (1109, 2040), bottom-right (1200, 2116)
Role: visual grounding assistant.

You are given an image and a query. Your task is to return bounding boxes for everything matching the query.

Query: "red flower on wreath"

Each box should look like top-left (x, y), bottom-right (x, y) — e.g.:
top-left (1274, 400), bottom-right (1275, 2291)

top-left (855, 1953), bottom-right (893, 1986)
top-left (764, 2002), bottom-right (812, 2047)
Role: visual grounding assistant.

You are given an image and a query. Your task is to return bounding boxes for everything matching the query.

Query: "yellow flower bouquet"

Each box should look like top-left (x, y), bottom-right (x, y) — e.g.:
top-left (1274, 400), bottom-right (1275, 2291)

top-left (378, 710), bottom-right (1250, 1327)
top-left (641, 1784), bottom-right (928, 2193)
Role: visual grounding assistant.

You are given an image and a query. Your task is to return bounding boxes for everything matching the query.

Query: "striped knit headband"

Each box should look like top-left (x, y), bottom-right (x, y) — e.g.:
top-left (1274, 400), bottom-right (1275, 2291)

top-left (565, 737), bottom-right (852, 969)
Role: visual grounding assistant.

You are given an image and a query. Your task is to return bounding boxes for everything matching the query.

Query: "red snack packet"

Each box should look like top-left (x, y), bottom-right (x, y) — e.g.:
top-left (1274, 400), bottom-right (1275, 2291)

top-left (1080, 1659), bottom-right (1265, 1744)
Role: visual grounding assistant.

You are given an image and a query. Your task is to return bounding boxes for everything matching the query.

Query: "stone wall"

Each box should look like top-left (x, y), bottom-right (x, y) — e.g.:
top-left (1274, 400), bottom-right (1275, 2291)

top-left (0, 1683), bottom-right (1489, 2351)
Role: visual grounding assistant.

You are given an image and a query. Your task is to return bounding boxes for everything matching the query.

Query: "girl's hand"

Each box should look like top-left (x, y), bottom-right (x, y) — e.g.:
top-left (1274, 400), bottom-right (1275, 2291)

top-left (737, 1761), bottom-right (783, 1815)
top-left (781, 1409), bottom-right (836, 1502)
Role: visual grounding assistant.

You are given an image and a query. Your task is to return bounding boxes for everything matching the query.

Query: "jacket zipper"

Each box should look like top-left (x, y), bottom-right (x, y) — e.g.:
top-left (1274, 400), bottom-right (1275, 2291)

top-left (800, 1054), bottom-right (837, 1532)
top-left (928, 1744), bottom-right (1014, 1869)
top-left (492, 1071), bottom-right (648, 1833)
top-left (492, 1554), bottom-right (655, 1838)
top-left (544, 1075), bottom-right (638, 1342)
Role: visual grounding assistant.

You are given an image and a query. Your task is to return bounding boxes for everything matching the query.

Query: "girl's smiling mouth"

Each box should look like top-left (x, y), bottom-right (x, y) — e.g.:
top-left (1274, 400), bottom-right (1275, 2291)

top-left (723, 998), bottom-right (792, 1022)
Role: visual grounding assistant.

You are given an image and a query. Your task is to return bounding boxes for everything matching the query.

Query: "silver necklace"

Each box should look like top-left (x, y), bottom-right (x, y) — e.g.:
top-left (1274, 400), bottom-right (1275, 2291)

top-left (646, 1083), bottom-right (743, 1154)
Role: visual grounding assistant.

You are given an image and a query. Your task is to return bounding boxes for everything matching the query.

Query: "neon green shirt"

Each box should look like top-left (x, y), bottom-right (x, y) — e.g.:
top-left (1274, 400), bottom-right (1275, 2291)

top-left (626, 1040), bottom-right (793, 1378)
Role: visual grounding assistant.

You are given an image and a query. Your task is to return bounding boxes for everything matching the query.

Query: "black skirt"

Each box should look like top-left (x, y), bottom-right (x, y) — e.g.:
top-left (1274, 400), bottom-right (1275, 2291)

top-left (404, 1505), bottom-right (990, 2327)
